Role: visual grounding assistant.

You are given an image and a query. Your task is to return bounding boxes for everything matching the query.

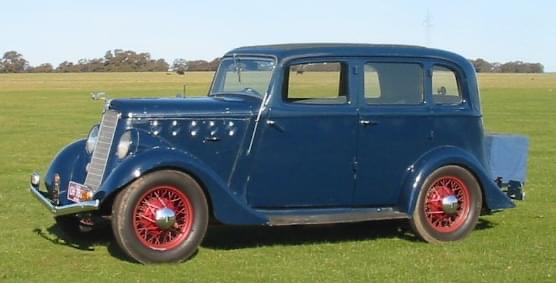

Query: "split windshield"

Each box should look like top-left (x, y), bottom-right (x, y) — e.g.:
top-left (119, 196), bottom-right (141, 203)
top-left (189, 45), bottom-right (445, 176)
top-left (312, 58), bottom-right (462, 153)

top-left (210, 57), bottom-right (275, 98)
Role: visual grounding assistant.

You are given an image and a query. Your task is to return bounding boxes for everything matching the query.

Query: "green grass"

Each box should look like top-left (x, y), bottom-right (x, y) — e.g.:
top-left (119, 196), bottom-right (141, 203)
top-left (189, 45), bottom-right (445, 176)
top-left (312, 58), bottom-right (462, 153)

top-left (1, 72), bottom-right (555, 282)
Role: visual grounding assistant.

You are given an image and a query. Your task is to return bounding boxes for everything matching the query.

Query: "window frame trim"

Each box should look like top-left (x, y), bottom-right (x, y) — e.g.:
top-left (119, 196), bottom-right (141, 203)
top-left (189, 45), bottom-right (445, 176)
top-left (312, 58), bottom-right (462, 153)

top-left (430, 64), bottom-right (467, 107)
top-left (210, 55), bottom-right (277, 96)
top-left (280, 58), bottom-right (354, 107)
top-left (359, 59), bottom-right (429, 110)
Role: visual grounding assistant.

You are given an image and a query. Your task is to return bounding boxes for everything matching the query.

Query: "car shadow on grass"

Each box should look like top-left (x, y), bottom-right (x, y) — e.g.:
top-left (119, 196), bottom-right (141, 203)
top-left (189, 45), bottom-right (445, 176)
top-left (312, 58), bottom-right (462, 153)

top-left (202, 219), bottom-right (412, 250)
top-left (202, 218), bottom-right (496, 250)
top-left (32, 217), bottom-right (496, 259)
top-left (32, 224), bottom-right (134, 263)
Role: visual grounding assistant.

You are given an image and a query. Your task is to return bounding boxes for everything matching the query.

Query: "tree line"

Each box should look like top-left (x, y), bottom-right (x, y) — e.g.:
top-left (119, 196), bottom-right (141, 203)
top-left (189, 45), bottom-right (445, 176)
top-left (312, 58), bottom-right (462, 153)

top-left (0, 50), bottom-right (544, 74)
top-left (0, 50), bottom-right (220, 73)
top-left (468, 58), bottom-right (544, 73)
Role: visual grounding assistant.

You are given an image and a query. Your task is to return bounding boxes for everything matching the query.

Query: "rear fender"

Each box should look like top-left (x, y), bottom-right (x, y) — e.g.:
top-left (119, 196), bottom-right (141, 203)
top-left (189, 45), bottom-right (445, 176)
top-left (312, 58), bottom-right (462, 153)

top-left (398, 146), bottom-right (515, 215)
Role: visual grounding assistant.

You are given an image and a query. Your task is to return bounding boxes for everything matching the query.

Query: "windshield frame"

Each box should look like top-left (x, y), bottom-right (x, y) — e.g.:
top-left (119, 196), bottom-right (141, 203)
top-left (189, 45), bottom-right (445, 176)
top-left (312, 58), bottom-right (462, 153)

top-left (209, 55), bottom-right (277, 98)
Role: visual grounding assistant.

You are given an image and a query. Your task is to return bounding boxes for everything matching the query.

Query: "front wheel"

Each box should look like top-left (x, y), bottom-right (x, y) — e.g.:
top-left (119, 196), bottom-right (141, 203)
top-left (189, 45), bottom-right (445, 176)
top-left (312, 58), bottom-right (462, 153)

top-left (112, 170), bottom-right (208, 263)
top-left (410, 165), bottom-right (482, 243)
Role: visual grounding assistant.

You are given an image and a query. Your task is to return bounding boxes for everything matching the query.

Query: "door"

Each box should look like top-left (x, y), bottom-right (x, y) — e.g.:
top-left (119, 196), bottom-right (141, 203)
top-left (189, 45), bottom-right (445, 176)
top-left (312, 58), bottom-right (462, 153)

top-left (247, 61), bottom-right (358, 208)
top-left (354, 61), bottom-right (433, 206)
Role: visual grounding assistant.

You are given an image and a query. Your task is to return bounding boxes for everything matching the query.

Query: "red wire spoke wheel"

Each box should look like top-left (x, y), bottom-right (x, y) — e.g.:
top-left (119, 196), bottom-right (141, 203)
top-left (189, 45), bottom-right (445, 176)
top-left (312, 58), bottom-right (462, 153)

top-left (112, 170), bottom-right (208, 263)
top-left (410, 166), bottom-right (482, 243)
top-left (132, 186), bottom-right (194, 250)
top-left (423, 176), bottom-right (470, 233)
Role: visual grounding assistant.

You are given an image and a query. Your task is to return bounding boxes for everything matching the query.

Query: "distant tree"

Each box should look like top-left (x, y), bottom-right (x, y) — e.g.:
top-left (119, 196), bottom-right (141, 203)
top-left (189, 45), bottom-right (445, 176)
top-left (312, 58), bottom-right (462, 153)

top-left (105, 50), bottom-right (153, 72)
top-left (1, 51), bottom-right (29, 73)
top-left (468, 58), bottom-right (543, 73)
top-left (490, 62), bottom-right (502, 73)
top-left (30, 63), bottom-right (54, 73)
top-left (188, 59), bottom-right (223, 71)
top-left (146, 58), bottom-right (170, 72)
top-left (498, 61), bottom-right (544, 73)
top-left (529, 63), bottom-right (544, 73)
top-left (172, 58), bottom-right (188, 74)
top-left (104, 50), bottom-right (113, 61)
top-left (208, 57), bottom-right (220, 71)
top-left (187, 60), bottom-right (211, 71)
top-left (56, 61), bottom-right (76, 72)
top-left (469, 58), bottom-right (493, 73)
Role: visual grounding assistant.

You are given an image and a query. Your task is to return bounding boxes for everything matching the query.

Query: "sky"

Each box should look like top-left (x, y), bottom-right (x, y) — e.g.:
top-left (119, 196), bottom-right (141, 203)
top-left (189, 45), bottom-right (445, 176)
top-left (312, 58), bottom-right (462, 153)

top-left (1, 0), bottom-right (555, 71)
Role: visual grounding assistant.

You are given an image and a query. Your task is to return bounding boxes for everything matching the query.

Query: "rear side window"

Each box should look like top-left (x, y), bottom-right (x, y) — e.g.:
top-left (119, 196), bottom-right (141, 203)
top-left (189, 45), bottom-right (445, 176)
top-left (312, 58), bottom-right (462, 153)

top-left (285, 62), bottom-right (348, 104)
top-left (364, 63), bottom-right (423, 105)
top-left (432, 66), bottom-right (462, 104)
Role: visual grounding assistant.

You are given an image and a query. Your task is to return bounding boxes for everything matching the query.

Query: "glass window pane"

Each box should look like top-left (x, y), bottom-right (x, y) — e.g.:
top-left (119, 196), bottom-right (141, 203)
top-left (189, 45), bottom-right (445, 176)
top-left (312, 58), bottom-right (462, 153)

top-left (211, 58), bottom-right (275, 96)
top-left (364, 63), bottom-right (423, 105)
top-left (286, 62), bottom-right (347, 104)
top-left (364, 65), bottom-right (381, 99)
top-left (432, 66), bottom-right (462, 104)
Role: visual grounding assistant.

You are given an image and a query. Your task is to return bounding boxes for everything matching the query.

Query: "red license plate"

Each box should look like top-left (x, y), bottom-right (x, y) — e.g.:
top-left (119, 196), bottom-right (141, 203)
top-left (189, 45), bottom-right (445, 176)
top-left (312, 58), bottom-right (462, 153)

top-left (67, 181), bottom-right (90, 203)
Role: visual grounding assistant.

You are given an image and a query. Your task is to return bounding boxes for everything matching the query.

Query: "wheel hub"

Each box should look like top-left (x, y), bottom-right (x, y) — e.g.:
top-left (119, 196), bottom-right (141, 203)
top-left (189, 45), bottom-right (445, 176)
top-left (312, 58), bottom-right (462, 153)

top-left (441, 194), bottom-right (459, 215)
top-left (155, 207), bottom-right (176, 230)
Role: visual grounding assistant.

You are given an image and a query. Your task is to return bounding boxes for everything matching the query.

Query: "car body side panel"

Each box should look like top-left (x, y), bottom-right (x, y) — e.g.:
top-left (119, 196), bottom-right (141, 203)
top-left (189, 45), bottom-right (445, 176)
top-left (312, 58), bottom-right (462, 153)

top-left (126, 117), bottom-right (253, 185)
top-left (95, 147), bottom-right (268, 225)
top-left (355, 112), bottom-right (433, 206)
top-left (246, 106), bottom-right (358, 208)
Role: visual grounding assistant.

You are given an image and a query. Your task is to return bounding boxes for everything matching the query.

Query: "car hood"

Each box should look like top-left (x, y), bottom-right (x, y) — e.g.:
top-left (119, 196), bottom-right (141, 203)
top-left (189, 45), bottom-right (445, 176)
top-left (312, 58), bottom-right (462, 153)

top-left (109, 94), bottom-right (261, 118)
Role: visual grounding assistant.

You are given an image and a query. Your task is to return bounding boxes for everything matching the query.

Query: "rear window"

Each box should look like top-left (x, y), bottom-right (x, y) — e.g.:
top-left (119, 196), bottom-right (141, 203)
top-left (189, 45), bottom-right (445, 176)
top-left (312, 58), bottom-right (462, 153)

top-left (432, 66), bottom-right (462, 104)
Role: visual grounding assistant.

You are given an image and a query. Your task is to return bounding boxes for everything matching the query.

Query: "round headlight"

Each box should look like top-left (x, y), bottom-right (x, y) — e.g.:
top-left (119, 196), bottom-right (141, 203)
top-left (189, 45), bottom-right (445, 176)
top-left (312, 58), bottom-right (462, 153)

top-left (86, 125), bottom-right (100, 154)
top-left (117, 131), bottom-right (132, 159)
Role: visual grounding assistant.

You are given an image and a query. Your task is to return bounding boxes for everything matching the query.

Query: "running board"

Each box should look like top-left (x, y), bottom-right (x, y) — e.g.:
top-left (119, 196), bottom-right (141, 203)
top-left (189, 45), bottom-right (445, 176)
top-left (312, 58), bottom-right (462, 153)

top-left (258, 207), bottom-right (409, 226)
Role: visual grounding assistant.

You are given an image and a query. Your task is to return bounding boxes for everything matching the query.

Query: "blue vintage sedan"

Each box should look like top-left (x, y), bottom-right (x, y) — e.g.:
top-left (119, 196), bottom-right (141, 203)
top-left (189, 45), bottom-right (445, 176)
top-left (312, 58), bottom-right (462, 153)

top-left (29, 44), bottom-right (527, 263)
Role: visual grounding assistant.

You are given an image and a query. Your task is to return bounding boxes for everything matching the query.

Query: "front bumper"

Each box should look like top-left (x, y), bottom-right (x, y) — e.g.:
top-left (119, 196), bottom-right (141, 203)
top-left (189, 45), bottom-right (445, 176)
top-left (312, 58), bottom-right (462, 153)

top-left (29, 173), bottom-right (99, 216)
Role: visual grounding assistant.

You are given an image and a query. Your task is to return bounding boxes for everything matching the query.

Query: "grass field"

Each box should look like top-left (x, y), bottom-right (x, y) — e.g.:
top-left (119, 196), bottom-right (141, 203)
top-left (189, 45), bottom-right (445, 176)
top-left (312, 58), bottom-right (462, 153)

top-left (0, 72), bottom-right (555, 282)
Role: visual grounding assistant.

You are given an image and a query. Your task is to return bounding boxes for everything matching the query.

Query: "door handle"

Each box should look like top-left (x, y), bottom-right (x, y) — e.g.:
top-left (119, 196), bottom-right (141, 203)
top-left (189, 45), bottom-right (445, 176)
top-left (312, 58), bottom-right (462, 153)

top-left (204, 136), bottom-right (221, 142)
top-left (266, 119), bottom-right (285, 132)
top-left (359, 119), bottom-right (379, 126)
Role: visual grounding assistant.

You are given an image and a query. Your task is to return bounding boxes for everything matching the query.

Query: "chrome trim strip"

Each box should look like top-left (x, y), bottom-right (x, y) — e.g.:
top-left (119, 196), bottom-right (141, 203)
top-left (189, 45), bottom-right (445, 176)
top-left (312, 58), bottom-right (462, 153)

top-left (85, 110), bottom-right (119, 191)
top-left (29, 183), bottom-right (99, 216)
top-left (246, 92), bottom-right (272, 155)
top-left (263, 207), bottom-right (408, 226)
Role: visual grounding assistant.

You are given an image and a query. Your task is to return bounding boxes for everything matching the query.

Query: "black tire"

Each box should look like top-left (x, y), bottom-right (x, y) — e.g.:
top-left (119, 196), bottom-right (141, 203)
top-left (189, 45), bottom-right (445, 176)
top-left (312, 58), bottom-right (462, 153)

top-left (410, 165), bottom-right (482, 243)
top-left (112, 170), bottom-right (209, 264)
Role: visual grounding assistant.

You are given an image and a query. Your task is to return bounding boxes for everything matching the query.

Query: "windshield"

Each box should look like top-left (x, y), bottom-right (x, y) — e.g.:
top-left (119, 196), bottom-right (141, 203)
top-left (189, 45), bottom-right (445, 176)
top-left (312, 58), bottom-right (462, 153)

top-left (210, 56), bottom-right (275, 97)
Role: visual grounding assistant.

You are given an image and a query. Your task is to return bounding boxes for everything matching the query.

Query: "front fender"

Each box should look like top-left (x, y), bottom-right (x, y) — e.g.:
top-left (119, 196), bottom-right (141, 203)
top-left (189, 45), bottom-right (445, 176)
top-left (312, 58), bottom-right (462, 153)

top-left (45, 139), bottom-right (90, 205)
top-left (96, 147), bottom-right (268, 225)
top-left (398, 146), bottom-right (515, 215)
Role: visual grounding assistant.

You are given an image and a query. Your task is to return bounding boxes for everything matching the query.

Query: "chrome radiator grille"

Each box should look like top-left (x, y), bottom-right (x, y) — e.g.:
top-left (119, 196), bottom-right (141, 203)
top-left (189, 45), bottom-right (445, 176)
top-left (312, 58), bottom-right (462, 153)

top-left (84, 110), bottom-right (119, 191)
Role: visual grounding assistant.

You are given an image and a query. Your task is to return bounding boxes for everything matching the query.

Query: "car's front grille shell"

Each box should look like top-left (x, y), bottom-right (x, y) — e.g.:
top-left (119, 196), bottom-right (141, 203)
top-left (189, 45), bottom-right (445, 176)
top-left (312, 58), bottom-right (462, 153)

top-left (84, 110), bottom-right (119, 191)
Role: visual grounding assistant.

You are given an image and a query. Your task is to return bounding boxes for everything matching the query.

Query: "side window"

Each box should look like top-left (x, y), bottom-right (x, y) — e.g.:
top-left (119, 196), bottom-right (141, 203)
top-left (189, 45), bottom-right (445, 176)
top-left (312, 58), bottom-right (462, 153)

top-left (432, 66), bottom-right (462, 104)
top-left (364, 65), bottom-right (381, 99)
top-left (285, 62), bottom-right (347, 104)
top-left (364, 63), bottom-right (423, 105)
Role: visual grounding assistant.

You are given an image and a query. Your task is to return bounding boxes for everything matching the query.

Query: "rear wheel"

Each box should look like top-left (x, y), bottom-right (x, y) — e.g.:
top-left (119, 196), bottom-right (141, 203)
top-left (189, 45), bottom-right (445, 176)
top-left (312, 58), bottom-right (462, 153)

top-left (112, 170), bottom-right (208, 263)
top-left (410, 165), bottom-right (482, 242)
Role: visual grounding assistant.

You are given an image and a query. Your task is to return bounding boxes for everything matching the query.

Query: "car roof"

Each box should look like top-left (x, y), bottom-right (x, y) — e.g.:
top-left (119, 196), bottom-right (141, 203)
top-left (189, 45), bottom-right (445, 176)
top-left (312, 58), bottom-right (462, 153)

top-left (225, 43), bottom-right (469, 66)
